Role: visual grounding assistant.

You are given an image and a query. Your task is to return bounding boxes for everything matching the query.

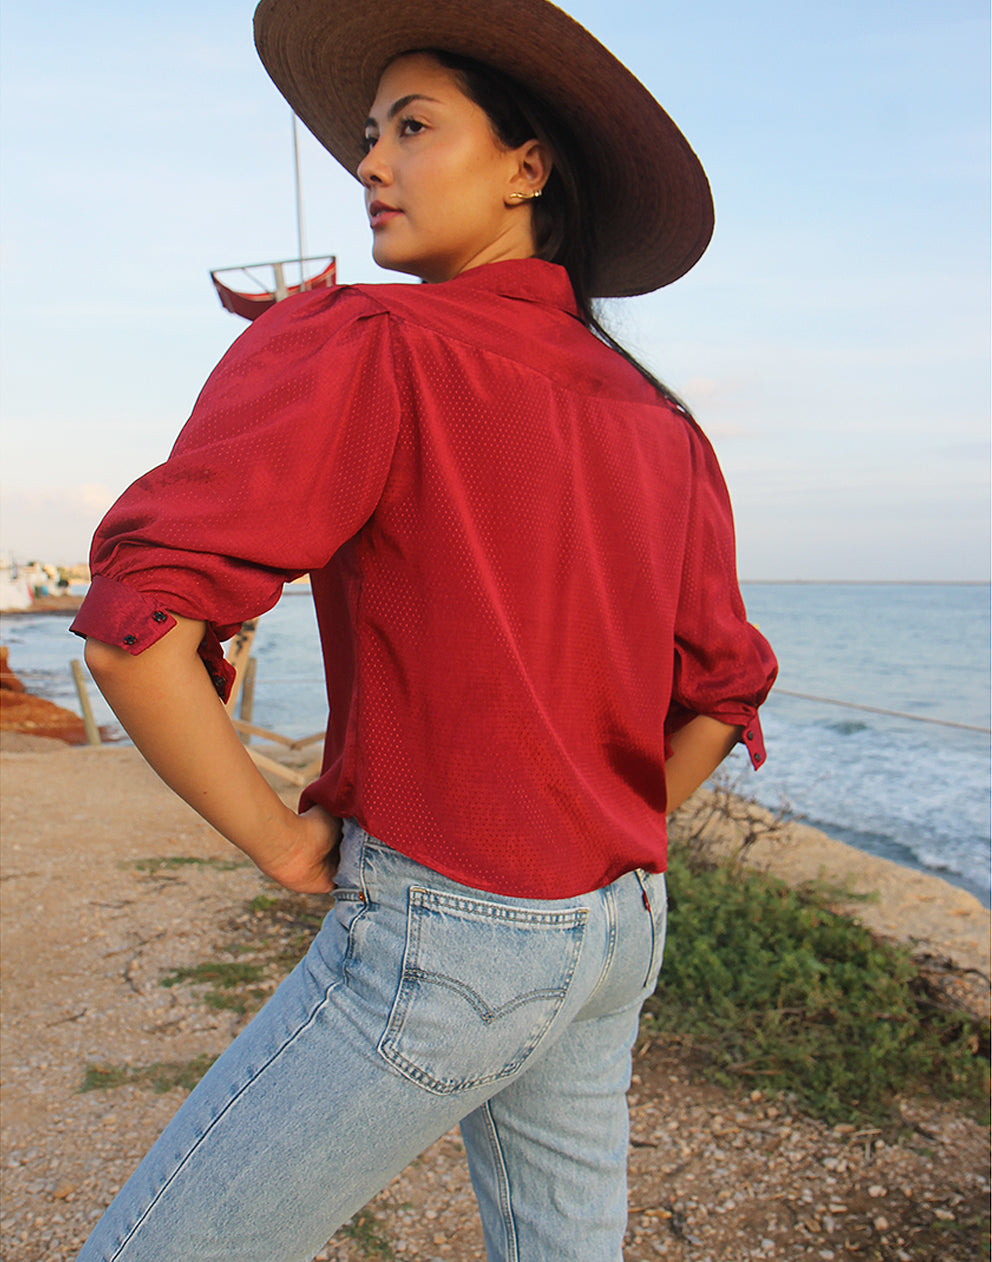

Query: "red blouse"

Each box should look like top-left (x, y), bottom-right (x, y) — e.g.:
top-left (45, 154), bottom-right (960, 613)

top-left (71, 259), bottom-right (776, 898)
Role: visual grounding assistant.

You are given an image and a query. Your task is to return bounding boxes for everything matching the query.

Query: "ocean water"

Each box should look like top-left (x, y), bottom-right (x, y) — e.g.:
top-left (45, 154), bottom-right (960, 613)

top-left (2, 583), bottom-right (989, 905)
top-left (732, 583), bottom-right (990, 907)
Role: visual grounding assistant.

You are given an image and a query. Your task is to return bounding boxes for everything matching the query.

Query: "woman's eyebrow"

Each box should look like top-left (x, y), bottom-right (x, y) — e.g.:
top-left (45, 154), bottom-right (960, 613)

top-left (363, 93), bottom-right (441, 130)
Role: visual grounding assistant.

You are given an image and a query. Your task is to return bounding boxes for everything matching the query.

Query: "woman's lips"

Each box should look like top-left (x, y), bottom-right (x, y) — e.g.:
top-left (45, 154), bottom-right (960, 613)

top-left (368, 201), bottom-right (402, 228)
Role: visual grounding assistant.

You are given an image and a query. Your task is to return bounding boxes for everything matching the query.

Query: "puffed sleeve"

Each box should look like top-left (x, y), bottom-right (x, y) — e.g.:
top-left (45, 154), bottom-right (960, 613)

top-left (70, 286), bottom-right (401, 697)
top-left (664, 421), bottom-right (777, 768)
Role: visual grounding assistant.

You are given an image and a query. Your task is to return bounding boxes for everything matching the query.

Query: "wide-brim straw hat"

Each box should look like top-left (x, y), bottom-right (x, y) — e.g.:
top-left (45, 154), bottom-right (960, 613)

top-left (253, 0), bottom-right (714, 297)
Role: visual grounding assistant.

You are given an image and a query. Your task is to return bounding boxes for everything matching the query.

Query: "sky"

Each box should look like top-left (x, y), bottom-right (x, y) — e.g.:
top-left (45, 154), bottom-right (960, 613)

top-left (1, 0), bottom-right (989, 580)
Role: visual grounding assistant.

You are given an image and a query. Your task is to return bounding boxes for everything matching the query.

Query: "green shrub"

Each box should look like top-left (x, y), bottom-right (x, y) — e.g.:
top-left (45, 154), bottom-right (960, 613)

top-left (81, 1055), bottom-right (217, 1095)
top-left (644, 848), bottom-right (990, 1124)
top-left (159, 960), bottom-right (269, 1014)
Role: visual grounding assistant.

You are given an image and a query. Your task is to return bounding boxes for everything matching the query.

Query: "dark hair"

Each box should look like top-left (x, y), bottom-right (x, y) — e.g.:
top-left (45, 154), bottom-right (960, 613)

top-left (420, 49), bottom-right (692, 415)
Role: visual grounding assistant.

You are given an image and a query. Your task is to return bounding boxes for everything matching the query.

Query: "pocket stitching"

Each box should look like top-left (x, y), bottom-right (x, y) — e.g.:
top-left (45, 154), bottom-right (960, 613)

top-left (400, 968), bottom-right (571, 1023)
top-left (408, 885), bottom-right (588, 928)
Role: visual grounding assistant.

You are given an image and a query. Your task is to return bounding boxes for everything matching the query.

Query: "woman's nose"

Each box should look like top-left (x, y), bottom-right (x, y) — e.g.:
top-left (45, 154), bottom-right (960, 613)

top-left (357, 141), bottom-right (388, 186)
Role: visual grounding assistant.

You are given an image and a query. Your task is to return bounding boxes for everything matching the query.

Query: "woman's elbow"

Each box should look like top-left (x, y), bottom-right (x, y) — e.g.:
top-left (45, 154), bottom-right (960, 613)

top-left (84, 636), bottom-right (136, 686)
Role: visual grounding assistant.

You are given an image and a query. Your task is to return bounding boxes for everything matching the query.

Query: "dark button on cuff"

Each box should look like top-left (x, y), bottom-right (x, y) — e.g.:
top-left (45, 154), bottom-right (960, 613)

top-left (152, 611), bottom-right (168, 623)
top-left (123, 634), bottom-right (137, 646)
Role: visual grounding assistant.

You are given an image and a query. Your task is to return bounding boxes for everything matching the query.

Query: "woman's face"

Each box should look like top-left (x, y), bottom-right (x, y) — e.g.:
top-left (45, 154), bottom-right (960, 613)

top-left (358, 53), bottom-right (547, 283)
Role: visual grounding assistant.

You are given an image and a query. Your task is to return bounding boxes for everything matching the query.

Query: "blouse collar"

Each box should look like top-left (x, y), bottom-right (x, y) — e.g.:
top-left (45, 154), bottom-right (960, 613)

top-left (440, 258), bottom-right (580, 320)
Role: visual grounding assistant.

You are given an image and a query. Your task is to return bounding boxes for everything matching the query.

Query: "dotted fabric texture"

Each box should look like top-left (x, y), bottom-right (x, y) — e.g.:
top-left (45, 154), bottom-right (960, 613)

top-left (72, 259), bottom-right (776, 898)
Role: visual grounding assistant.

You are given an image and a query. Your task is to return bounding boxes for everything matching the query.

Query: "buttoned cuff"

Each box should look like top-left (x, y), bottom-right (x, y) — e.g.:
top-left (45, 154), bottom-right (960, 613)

top-left (70, 574), bottom-right (236, 701)
top-left (739, 716), bottom-right (767, 769)
top-left (664, 702), bottom-right (769, 770)
top-left (705, 705), bottom-right (767, 769)
top-left (71, 575), bottom-right (178, 653)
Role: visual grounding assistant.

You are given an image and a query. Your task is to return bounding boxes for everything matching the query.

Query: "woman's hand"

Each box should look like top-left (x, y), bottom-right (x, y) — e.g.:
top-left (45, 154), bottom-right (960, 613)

top-left (257, 805), bottom-right (342, 894)
top-left (85, 616), bottom-right (342, 892)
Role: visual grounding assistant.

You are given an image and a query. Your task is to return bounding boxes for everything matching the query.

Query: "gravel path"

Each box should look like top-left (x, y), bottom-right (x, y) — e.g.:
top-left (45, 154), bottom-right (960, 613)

top-left (1, 740), bottom-right (988, 1261)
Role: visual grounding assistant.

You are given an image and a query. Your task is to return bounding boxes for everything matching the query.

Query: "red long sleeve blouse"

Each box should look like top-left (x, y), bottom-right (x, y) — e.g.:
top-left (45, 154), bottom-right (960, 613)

top-left (71, 258), bottom-right (776, 898)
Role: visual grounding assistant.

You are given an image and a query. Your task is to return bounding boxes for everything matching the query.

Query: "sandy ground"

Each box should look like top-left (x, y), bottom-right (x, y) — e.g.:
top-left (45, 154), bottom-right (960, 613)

top-left (1, 736), bottom-right (988, 1261)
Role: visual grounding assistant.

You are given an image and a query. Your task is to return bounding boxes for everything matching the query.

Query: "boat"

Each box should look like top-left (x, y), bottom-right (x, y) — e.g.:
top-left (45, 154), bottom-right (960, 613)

top-left (210, 113), bottom-right (338, 322)
top-left (210, 256), bottom-right (337, 322)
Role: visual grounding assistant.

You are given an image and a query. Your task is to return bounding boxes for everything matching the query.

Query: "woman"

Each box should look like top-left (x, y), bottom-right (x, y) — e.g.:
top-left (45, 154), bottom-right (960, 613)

top-left (72, 1), bottom-right (776, 1258)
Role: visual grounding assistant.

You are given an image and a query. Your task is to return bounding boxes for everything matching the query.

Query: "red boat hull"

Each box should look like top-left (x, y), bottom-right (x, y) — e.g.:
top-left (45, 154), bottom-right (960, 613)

top-left (211, 258), bottom-right (337, 321)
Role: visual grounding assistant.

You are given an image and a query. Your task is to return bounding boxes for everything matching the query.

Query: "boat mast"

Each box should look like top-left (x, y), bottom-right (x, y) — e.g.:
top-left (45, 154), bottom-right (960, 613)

top-left (210, 112), bottom-right (335, 321)
top-left (292, 112), bottom-right (307, 286)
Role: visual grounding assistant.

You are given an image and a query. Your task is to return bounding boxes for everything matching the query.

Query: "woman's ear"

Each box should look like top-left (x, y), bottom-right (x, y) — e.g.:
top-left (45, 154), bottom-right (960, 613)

top-left (505, 139), bottom-right (553, 204)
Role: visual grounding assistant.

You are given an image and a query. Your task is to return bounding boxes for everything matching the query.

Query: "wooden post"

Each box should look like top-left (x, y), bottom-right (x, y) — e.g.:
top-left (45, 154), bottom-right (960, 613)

top-left (224, 619), bottom-right (258, 714)
top-left (239, 656), bottom-right (257, 744)
top-left (70, 660), bottom-right (102, 746)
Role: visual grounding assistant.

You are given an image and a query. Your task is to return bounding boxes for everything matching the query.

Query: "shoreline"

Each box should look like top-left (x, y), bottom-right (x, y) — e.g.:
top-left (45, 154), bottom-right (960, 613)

top-left (730, 790), bottom-right (990, 911)
top-left (1, 594), bottom-right (84, 615)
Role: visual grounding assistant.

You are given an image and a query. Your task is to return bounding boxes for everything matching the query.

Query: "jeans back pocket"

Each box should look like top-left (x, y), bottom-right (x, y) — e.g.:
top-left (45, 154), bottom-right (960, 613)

top-left (379, 887), bottom-right (587, 1095)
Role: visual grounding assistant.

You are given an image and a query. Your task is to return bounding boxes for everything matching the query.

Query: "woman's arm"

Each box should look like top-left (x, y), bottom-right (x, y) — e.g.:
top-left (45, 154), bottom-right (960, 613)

top-left (664, 714), bottom-right (742, 815)
top-left (84, 615), bottom-right (339, 893)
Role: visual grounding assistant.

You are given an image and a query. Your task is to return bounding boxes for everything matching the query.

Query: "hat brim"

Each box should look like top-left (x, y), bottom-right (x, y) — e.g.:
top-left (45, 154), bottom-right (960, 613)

top-left (254, 0), bottom-right (714, 297)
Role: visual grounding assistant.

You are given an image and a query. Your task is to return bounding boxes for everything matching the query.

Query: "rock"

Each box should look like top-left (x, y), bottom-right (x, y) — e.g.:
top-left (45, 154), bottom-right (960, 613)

top-left (0, 647), bottom-right (26, 691)
top-left (0, 686), bottom-right (87, 744)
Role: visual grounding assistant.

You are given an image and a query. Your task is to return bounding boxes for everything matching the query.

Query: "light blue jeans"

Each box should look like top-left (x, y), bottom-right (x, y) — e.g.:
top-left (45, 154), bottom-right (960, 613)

top-left (77, 822), bottom-right (668, 1262)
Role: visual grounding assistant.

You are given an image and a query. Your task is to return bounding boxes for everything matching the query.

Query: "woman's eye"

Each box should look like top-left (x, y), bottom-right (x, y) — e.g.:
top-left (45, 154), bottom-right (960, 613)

top-left (399, 117), bottom-right (425, 137)
top-left (362, 133), bottom-right (378, 153)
